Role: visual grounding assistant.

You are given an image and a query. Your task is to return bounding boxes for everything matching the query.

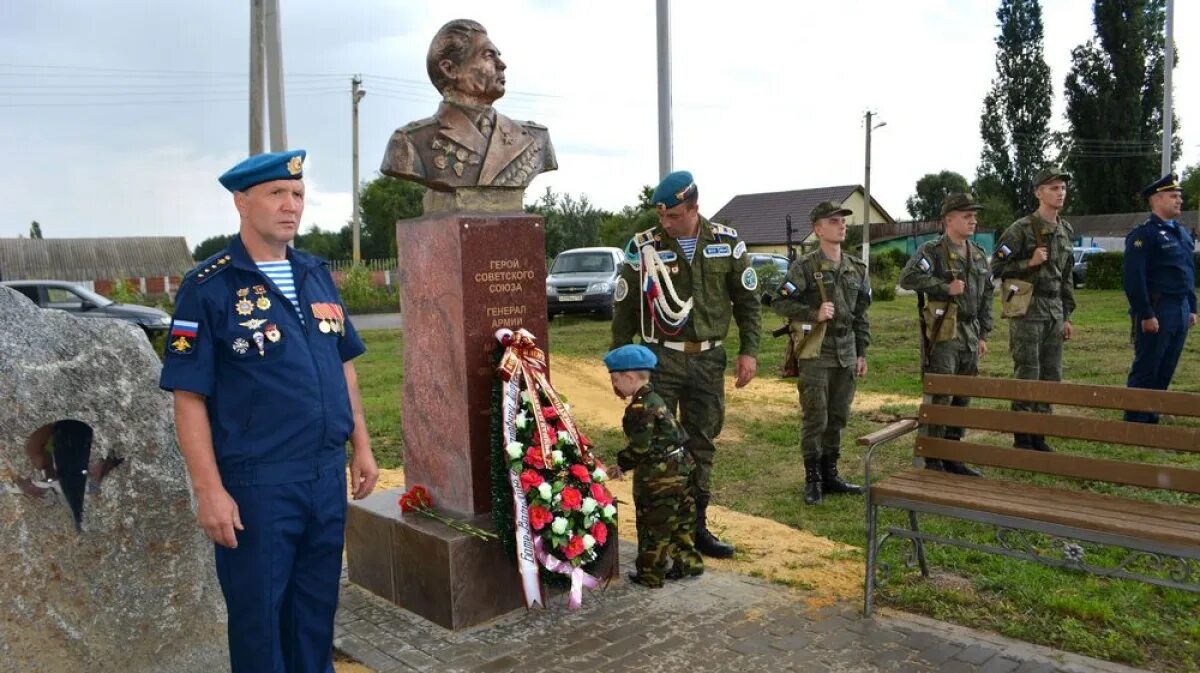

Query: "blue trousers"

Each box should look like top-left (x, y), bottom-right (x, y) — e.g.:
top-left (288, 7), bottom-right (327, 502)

top-left (215, 465), bottom-right (347, 673)
top-left (1125, 298), bottom-right (1191, 423)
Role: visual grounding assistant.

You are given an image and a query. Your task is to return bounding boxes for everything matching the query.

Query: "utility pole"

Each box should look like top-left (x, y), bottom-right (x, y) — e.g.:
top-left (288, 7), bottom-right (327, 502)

top-left (264, 0), bottom-right (287, 151)
top-left (351, 76), bottom-right (366, 263)
top-left (862, 111), bottom-right (886, 268)
top-left (655, 0), bottom-right (673, 179)
top-left (249, 0), bottom-right (265, 155)
top-left (1161, 0), bottom-right (1175, 175)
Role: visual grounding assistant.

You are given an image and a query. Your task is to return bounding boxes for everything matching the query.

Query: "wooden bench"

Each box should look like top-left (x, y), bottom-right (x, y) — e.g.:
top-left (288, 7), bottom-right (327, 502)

top-left (859, 374), bottom-right (1200, 616)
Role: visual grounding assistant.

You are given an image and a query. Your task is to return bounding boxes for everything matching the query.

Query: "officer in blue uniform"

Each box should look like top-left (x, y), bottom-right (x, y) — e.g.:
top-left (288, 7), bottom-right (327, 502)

top-left (1122, 173), bottom-right (1197, 423)
top-left (160, 149), bottom-right (379, 673)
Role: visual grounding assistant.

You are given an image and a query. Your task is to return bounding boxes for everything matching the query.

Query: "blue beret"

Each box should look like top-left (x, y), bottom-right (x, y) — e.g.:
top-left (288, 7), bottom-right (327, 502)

top-left (1140, 173), bottom-right (1182, 200)
top-left (219, 149), bottom-right (306, 192)
top-left (651, 170), bottom-right (697, 209)
top-left (603, 344), bottom-right (657, 373)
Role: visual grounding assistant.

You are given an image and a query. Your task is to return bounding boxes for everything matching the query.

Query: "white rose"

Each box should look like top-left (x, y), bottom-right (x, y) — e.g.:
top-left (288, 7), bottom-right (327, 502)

top-left (580, 497), bottom-right (597, 514)
top-left (552, 450), bottom-right (564, 466)
top-left (537, 483), bottom-right (552, 500)
top-left (551, 517), bottom-right (569, 535)
top-left (515, 412), bottom-right (529, 430)
top-left (592, 467), bottom-right (607, 482)
top-left (505, 441), bottom-right (523, 459)
top-left (584, 515), bottom-right (598, 528)
top-left (602, 504), bottom-right (617, 519)
top-left (582, 534), bottom-right (596, 550)
top-left (559, 433), bottom-right (576, 446)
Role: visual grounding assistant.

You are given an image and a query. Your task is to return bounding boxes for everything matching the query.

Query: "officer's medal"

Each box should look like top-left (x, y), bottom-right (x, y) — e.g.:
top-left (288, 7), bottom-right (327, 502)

top-left (235, 288), bottom-right (254, 316)
top-left (253, 285), bottom-right (271, 311)
top-left (252, 331), bottom-right (266, 357)
top-left (232, 337), bottom-right (250, 355)
top-left (265, 323), bottom-right (281, 343)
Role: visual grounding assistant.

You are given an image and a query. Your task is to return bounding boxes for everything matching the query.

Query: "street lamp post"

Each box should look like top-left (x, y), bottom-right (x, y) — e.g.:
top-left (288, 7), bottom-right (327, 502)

top-left (862, 111), bottom-right (886, 269)
top-left (351, 75), bottom-right (366, 263)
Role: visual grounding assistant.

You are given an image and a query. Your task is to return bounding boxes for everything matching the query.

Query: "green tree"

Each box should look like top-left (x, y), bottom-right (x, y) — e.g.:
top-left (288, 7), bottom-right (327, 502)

top-left (295, 224), bottom-right (351, 260)
top-left (972, 174), bottom-right (1019, 231)
top-left (976, 0), bottom-right (1054, 217)
top-left (1182, 164), bottom-right (1199, 211)
top-left (192, 234), bottom-right (232, 260)
top-left (359, 176), bottom-right (426, 259)
top-left (905, 171), bottom-right (971, 221)
top-left (598, 186), bottom-right (657, 249)
top-left (1064, 0), bottom-right (1180, 215)
top-left (526, 187), bottom-right (605, 259)
top-left (29, 221), bottom-right (43, 239)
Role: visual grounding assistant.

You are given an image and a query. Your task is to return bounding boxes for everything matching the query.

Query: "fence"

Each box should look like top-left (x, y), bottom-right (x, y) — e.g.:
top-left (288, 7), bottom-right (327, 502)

top-left (328, 258), bottom-right (398, 288)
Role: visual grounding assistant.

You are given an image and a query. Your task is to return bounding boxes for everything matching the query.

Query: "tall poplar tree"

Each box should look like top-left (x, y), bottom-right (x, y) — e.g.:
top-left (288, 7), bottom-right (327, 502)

top-left (1063, 0), bottom-right (1179, 214)
top-left (976, 0), bottom-right (1053, 218)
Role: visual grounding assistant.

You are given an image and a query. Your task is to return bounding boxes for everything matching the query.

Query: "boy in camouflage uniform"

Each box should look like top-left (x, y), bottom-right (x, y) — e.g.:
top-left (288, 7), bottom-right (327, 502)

top-left (770, 201), bottom-right (872, 505)
top-left (605, 344), bottom-right (704, 588)
top-left (899, 193), bottom-right (994, 477)
top-left (991, 168), bottom-right (1076, 451)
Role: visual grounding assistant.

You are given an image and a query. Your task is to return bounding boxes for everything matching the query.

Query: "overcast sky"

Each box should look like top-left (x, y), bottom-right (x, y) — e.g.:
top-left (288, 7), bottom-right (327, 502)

top-left (1, 1), bottom-right (1195, 251)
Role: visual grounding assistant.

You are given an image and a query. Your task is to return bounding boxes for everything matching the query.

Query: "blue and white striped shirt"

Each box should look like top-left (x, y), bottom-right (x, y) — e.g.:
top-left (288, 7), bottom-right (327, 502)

top-left (256, 261), bottom-right (304, 322)
top-left (677, 237), bottom-right (698, 263)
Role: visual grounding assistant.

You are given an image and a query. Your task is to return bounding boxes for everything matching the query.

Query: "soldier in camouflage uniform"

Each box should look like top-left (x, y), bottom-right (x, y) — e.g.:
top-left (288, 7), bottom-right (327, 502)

top-left (899, 193), bottom-right (994, 477)
top-left (770, 201), bottom-right (871, 505)
top-left (611, 171), bottom-right (761, 558)
top-left (605, 344), bottom-right (704, 588)
top-left (992, 168), bottom-right (1076, 451)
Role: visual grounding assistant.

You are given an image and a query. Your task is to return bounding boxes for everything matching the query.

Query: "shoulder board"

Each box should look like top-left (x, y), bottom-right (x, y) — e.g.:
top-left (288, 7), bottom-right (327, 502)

top-left (623, 239), bottom-right (641, 268)
top-left (632, 226), bottom-right (658, 248)
top-left (399, 116), bottom-right (437, 132)
top-left (710, 223), bottom-right (738, 240)
top-left (190, 251), bottom-right (233, 285)
top-left (520, 119), bottom-right (548, 130)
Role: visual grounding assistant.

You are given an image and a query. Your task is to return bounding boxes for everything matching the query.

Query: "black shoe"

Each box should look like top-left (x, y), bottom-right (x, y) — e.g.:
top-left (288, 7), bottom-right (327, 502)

top-left (1013, 433), bottom-right (1034, 449)
top-left (626, 571), bottom-right (663, 588)
top-left (1030, 435), bottom-right (1055, 452)
top-left (923, 458), bottom-right (945, 471)
top-left (803, 457), bottom-right (822, 505)
top-left (820, 454), bottom-right (865, 495)
top-left (694, 495), bottom-right (735, 558)
top-left (665, 564), bottom-right (704, 580)
top-left (942, 460), bottom-right (983, 478)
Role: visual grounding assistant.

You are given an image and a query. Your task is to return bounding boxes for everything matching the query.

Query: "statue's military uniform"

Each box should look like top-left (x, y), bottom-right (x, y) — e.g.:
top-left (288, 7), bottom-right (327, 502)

top-left (380, 102), bottom-right (556, 192)
top-left (618, 385), bottom-right (703, 588)
top-left (992, 208), bottom-right (1075, 449)
top-left (899, 227), bottom-right (994, 475)
top-left (771, 247), bottom-right (871, 500)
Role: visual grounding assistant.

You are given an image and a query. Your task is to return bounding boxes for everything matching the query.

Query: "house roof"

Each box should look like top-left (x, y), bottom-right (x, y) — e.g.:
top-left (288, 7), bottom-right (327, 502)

top-left (0, 237), bottom-right (195, 282)
top-left (711, 185), bottom-right (895, 245)
top-left (1067, 210), bottom-right (1199, 237)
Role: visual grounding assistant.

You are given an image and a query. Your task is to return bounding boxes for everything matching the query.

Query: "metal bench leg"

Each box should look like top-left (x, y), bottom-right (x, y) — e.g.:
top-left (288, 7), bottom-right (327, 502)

top-left (908, 510), bottom-right (930, 578)
top-left (864, 500), bottom-right (878, 616)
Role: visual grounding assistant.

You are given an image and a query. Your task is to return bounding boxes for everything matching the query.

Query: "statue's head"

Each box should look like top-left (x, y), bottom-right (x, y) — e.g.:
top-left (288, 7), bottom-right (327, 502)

top-left (427, 19), bottom-right (506, 106)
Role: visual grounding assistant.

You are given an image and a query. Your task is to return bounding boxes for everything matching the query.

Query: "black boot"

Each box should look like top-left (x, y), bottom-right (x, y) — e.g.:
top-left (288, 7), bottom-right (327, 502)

top-left (1013, 433), bottom-right (1034, 449)
top-left (942, 460), bottom-right (983, 477)
top-left (1030, 435), bottom-right (1055, 452)
top-left (820, 453), bottom-right (864, 495)
top-left (923, 458), bottom-right (945, 471)
top-left (694, 494), bottom-right (735, 559)
top-left (803, 458), bottom-right (822, 505)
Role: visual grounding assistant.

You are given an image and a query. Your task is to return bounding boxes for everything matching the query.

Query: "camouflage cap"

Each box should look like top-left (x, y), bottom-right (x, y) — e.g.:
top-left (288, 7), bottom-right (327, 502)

top-left (1032, 167), bottom-right (1071, 188)
top-left (940, 192), bottom-right (985, 217)
top-left (810, 200), bottom-right (854, 223)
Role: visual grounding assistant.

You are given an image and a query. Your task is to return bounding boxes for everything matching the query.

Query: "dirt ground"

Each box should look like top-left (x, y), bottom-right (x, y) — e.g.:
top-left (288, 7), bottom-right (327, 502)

top-left (336, 355), bottom-right (872, 672)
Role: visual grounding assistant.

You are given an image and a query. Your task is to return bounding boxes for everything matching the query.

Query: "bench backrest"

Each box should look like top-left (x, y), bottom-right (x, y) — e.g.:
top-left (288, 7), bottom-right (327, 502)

top-left (916, 374), bottom-right (1200, 495)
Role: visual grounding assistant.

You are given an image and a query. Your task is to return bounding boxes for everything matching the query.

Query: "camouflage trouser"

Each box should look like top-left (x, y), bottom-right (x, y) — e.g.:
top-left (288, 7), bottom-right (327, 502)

top-left (1008, 318), bottom-right (1063, 414)
top-left (632, 458), bottom-right (702, 587)
top-left (797, 362), bottom-right (857, 462)
top-left (925, 339), bottom-right (979, 440)
top-left (649, 345), bottom-right (726, 498)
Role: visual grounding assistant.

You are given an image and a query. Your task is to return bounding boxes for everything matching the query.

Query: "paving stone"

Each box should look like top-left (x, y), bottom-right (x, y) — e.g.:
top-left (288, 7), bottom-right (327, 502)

top-left (770, 633), bottom-right (814, 652)
top-left (1014, 663), bottom-right (1060, 673)
top-left (957, 644), bottom-right (1001, 665)
top-left (980, 657), bottom-right (1022, 673)
top-left (937, 660), bottom-right (979, 673)
top-left (470, 655), bottom-right (521, 673)
top-left (920, 642), bottom-right (966, 665)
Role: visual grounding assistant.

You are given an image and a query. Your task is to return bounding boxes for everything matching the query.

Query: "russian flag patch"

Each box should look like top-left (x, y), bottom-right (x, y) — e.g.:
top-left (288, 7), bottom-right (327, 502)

top-left (170, 319), bottom-right (199, 338)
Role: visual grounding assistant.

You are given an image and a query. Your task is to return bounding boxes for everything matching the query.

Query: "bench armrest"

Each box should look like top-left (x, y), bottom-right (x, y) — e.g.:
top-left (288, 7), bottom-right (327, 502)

top-left (858, 418), bottom-right (919, 491)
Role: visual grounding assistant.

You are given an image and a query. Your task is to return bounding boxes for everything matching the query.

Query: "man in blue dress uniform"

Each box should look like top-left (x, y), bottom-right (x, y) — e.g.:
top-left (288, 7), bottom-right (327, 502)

top-left (160, 149), bottom-right (380, 672)
top-left (1122, 173), bottom-right (1197, 423)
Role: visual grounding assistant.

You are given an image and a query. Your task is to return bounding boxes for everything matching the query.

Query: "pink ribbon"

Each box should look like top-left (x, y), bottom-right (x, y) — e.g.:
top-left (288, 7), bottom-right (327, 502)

top-left (533, 537), bottom-right (600, 610)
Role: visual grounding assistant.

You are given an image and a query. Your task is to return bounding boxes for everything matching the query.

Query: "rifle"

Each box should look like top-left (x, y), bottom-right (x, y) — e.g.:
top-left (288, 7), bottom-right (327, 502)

top-left (785, 214), bottom-right (796, 262)
top-left (916, 291), bottom-right (930, 372)
top-left (774, 214), bottom-right (800, 376)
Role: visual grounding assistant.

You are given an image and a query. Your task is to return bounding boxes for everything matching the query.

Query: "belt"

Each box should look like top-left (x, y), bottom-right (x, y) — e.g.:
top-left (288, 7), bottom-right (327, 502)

top-left (644, 337), bottom-right (723, 353)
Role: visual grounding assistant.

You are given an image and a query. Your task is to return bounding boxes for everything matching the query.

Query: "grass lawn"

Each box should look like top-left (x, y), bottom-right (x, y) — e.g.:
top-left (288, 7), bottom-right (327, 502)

top-left (356, 289), bottom-right (1200, 672)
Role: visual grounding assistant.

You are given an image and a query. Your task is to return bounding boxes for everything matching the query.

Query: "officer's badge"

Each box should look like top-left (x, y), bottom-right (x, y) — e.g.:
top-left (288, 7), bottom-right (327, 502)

top-left (265, 323), bottom-right (281, 343)
top-left (741, 267), bottom-right (758, 291)
top-left (702, 243), bottom-right (732, 258)
top-left (917, 257), bottom-right (931, 273)
top-left (235, 288), bottom-right (254, 316)
top-left (996, 244), bottom-right (1011, 259)
top-left (657, 251), bottom-right (678, 263)
top-left (170, 336), bottom-right (192, 354)
top-left (239, 318), bottom-right (267, 331)
top-left (231, 338), bottom-right (250, 355)
top-left (253, 285), bottom-right (271, 311)
top-left (778, 280), bottom-right (797, 297)
top-left (1133, 239), bottom-right (1144, 248)
top-left (733, 241), bottom-right (746, 259)
top-left (167, 319), bottom-right (198, 356)
top-left (614, 277), bottom-right (628, 302)
top-left (287, 155), bottom-right (303, 175)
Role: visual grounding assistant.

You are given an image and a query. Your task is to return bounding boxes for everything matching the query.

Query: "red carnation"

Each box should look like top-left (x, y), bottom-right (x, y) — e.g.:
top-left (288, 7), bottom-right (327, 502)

top-left (519, 469), bottom-right (544, 493)
top-left (569, 464), bottom-right (591, 483)
top-left (523, 446), bottom-right (545, 469)
top-left (529, 505), bottom-right (553, 530)
top-left (560, 486), bottom-right (583, 510)
top-left (590, 521), bottom-right (608, 545)
top-left (542, 405), bottom-right (559, 421)
top-left (590, 482), bottom-right (613, 507)
top-left (563, 535), bottom-right (586, 559)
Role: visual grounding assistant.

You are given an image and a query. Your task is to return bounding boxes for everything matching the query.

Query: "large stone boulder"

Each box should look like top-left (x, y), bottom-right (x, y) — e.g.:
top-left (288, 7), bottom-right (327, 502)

top-left (0, 287), bottom-right (228, 672)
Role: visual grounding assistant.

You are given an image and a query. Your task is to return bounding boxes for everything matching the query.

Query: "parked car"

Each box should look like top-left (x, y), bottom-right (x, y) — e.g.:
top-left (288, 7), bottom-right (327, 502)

top-left (545, 247), bottom-right (624, 320)
top-left (1072, 246), bottom-right (1106, 288)
top-left (748, 253), bottom-right (792, 303)
top-left (748, 252), bottom-right (791, 274)
top-left (0, 280), bottom-right (171, 339)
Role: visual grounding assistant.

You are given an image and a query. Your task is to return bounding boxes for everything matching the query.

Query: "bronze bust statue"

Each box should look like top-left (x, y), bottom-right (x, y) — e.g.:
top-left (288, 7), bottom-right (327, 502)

top-left (381, 19), bottom-right (557, 195)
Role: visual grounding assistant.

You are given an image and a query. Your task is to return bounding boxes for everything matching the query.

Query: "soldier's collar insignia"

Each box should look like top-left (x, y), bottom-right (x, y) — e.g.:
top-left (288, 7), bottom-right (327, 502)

top-left (1133, 239), bottom-right (1144, 247)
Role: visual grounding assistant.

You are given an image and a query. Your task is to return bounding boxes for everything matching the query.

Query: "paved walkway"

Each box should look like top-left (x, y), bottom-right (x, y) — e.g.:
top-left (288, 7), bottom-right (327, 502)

top-left (334, 545), bottom-right (1148, 673)
top-left (351, 313), bottom-right (403, 331)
